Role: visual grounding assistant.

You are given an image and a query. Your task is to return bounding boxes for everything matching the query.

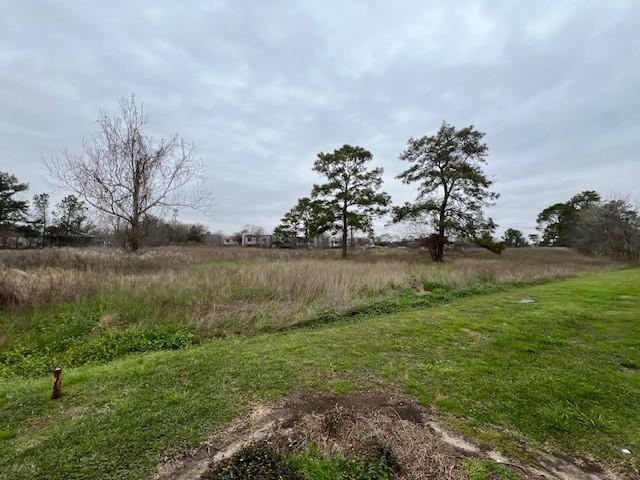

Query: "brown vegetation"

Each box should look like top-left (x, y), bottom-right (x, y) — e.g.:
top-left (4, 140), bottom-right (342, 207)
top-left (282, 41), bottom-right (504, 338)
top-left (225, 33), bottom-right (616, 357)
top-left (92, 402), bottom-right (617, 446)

top-left (0, 246), bottom-right (617, 338)
top-left (164, 392), bottom-right (607, 480)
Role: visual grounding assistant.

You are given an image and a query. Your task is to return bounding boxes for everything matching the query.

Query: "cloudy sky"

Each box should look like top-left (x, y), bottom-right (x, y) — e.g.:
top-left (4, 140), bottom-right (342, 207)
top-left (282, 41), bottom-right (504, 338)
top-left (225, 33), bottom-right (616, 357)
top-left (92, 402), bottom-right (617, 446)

top-left (1, 1), bottom-right (639, 236)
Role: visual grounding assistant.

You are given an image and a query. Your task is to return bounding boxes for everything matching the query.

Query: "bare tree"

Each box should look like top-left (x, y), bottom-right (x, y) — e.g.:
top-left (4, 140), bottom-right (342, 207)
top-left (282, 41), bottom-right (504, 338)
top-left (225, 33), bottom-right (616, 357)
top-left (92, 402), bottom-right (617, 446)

top-left (241, 224), bottom-right (266, 236)
top-left (47, 96), bottom-right (209, 251)
top-left (573, 198), bottom-right (640, 263)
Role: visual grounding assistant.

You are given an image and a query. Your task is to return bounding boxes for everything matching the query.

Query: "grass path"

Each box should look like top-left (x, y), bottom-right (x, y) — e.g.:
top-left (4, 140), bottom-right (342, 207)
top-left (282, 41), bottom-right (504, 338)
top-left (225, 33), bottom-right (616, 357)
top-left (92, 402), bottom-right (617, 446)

top-left (1, 268), bottom-right (639, 479)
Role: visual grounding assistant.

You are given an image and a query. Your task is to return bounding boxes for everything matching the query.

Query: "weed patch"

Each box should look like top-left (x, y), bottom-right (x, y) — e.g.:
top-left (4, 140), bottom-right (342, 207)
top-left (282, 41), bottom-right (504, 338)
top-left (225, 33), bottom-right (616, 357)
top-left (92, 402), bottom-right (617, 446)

top-left (462, 458), bottom-right (520, 480)
top-left (287, 442), bottom-right (399, 480)
top-left (0, 325), bottom-right (193, 377)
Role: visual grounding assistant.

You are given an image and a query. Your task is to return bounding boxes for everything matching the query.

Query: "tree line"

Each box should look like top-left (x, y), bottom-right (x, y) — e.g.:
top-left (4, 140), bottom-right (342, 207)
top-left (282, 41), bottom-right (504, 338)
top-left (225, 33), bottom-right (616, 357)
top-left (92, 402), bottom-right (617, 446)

top-left (275, 125), bottom-right (639, 263)
top-left (0, 172), bottom-right (90, 247)
top-left (496, 191), bottom-right (640, 263)
top-left (0, 171), bottom-right (210, 248)
top-left (2, 95), bottom-right (638, 262)
top-left (275, 122), bottom-right (500, 260)
top-left (535, 191), bottom-right (640, 262)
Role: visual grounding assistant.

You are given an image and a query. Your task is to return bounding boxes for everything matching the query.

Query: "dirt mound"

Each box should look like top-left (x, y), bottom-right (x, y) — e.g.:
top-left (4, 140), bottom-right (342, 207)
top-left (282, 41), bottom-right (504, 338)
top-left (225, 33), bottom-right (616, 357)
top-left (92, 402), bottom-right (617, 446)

top-left (154, 393), bottom-right (623, 480)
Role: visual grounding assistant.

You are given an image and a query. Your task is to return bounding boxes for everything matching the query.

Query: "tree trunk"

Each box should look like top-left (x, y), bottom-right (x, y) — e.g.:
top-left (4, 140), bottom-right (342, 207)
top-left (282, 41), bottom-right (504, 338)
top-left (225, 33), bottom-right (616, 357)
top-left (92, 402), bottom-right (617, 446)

top-left (128, 218), bottom-right (141, 252)
top-left (434, 215), bottom-right (446, 262)
top-left (341, 202), bottom-right (348, 259)
top-left (434, 189), bottom-right (449, 262)
top-left (434, 236), bottom-right (444, 262)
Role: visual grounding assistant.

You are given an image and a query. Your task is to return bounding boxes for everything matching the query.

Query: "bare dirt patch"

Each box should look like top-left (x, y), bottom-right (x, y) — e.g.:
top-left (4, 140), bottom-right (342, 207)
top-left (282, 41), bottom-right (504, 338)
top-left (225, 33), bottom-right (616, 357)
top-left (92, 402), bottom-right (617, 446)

top-left (154, 393), bottom-right (625, 480)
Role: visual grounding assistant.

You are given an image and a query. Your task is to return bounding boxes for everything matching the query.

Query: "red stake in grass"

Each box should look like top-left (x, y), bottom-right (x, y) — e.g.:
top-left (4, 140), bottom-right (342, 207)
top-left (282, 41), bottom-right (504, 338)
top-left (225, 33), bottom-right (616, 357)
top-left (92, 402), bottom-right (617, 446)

top-left (51, 367), bottom-right (63, 399)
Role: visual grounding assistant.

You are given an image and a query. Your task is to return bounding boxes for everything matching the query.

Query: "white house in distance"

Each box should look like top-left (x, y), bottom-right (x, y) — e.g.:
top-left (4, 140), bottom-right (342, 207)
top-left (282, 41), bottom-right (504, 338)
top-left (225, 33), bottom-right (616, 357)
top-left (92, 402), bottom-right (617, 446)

top-left (241, 233), bottom-right (273, 248)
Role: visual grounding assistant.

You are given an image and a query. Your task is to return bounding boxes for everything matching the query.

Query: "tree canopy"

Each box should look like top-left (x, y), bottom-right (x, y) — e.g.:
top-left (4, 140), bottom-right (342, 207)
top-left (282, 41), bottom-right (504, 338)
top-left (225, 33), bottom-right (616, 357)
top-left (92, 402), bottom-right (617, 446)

top-left (393, 122), bottom-right (498, 261)
top-left (273, 197), bottom-right (333, 247)
top-left (312, 145), bottom-right (389, 258)
top-left (0, 171), bottom-right (29, 227)
top-left (30, 193), bottom-right (50, 246)
top-left (502, 228), bottom-right (528, 248)
top-left (536, 190), bottom-right (601, 246)
top-left (52, 195), bottom-right (88, 235)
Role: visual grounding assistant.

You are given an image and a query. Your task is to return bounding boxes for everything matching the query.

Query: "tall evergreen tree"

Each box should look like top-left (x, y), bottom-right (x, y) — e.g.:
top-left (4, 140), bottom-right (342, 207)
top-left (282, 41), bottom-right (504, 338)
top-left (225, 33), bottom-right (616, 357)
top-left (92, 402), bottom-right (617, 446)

top-left (0, 171), bottom-right (29, 228)
top-left (53, 194), bottom-right (88, 235)
top-left (311, 145), bottom-right (390, 258)
top-left (273, 197), bottom-right (333, 246)
top-left (393, 122), bottom-right (498, 261)
top-left (502, 228), bottom-right (528, 248)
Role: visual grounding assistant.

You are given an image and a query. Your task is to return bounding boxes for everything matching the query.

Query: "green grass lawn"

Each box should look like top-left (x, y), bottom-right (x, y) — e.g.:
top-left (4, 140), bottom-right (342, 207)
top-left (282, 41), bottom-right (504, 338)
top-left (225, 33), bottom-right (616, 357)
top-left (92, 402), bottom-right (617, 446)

top-left (1, 268), bottom-right (639, 479)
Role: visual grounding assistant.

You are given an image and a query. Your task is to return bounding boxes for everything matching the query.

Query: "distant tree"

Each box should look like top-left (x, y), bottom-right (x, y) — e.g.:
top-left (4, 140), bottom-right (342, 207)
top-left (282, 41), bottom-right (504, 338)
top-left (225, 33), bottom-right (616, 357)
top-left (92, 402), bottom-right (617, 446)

top-left (273, 197), bottom-right (333, 246)
top-left (31, 193), bottom-right (50, 247)
top-left (347, 211), bottom-right (373, 247)
top-left (241, 224), bottom-right (266, 235)
top-left (230, 231), bottom-right (243, 245)
top-left (52, 195), bottom-right (88, 236)
top-left (272, 216), bottom-right (297, 245)
top-left (536, 190), bottom-right (600, 246)
top-left (187, 224), bottom-right (208, 243)
top-left (0, 171), bottom-right (29, 228)
top-left (467, 218), bottom-right (504, 254)
top-left (393, 122), bottom-right (498, 261)
top-left (312, 145), bottom-right (390, 258)
top-left (273, 213), bottom-right (298, 246)
top-left (573, 199), bottom-right (640, 262)
top-left (502, 228), bottom-right (528, 248)
top-left (208, 230), bottom-right (225, 246)
top-left (46, 96), bottom-right (209, 251)
top-left (15, 223), bottom-right (40, 248)
top-left (474, 234), bottom-right (506, 255)
top-left (536, 203), bottom-right (572, 246)
top-left (141, 215), bottom-right (169, 245)
top-left (143, 214), bottom-right (210, 245)
top-left (374, 233), bottom-right (396, 245)
top-left (528, 233), bottom-right (540, 246)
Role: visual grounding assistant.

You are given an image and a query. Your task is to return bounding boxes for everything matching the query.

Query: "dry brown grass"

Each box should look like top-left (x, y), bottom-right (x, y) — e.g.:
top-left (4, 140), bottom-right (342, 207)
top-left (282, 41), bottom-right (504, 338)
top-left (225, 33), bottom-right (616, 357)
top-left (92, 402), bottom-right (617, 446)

top-left (0, 246), bottom-right (618, 337)
top-left (0, 247), bottom-right (195, 271)
top-left (295, 401), bottom-right (469, 480)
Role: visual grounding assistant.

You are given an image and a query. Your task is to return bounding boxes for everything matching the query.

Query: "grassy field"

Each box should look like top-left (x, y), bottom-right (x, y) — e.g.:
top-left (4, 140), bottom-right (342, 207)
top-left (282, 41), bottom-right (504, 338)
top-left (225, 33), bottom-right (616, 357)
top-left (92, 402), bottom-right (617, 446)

top-left (0, 246), bottom-right (614, 377)
top-left (0, 247), bottom-right (638, 479)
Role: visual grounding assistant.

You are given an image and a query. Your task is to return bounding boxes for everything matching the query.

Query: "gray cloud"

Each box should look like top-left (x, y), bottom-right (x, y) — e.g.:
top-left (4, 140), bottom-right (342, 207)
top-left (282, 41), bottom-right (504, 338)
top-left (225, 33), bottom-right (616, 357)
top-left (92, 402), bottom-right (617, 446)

top-left (1, 0), bottom-right (639, 236)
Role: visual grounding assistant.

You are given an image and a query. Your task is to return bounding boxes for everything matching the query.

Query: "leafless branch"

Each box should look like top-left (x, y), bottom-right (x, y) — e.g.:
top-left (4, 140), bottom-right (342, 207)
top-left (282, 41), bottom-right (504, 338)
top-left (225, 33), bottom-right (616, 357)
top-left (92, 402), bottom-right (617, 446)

top-left (46, 95), bottom-right (212, 251)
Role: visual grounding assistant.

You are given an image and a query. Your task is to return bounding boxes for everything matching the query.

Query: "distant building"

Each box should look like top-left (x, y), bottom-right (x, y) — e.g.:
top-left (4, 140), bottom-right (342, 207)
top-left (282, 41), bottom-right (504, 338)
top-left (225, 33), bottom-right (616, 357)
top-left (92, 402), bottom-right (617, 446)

top-left (325, 237), bottom-right (370, 248)
top-left (241, 233), bottom-right (272, 248)
top-left (271, 235), bottom-right (371, 249)
top-left (223, 237), bottom-right (238, 246)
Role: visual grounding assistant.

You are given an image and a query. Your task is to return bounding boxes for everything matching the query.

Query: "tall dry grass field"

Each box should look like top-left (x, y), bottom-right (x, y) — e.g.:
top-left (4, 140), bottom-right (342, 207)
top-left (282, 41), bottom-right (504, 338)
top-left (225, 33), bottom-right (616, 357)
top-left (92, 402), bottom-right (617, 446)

top-left (0, 245), bottom-right (620, 376)
top-left (0, 245), bottom-right (615, 330)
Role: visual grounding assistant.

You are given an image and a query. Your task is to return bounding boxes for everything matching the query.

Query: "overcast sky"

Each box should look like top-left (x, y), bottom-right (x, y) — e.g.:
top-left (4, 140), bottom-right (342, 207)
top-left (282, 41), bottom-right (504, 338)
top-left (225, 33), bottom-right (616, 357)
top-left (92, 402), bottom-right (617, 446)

top-left (1, 1), bottom-right (639, 236)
